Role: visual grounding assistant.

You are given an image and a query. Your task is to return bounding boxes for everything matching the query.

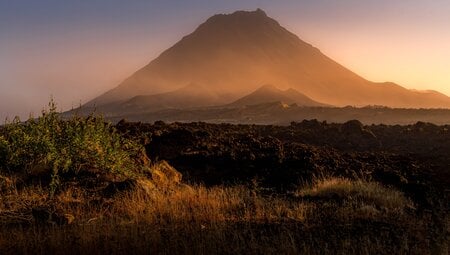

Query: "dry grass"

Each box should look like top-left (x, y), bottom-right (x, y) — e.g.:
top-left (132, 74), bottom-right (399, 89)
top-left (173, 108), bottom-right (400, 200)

top-left (112, 185), bottom-right (307, 225)
top-left (0, 176), bottom-right (437, 255)
top-left (297, 177), bottom-right (413, 211)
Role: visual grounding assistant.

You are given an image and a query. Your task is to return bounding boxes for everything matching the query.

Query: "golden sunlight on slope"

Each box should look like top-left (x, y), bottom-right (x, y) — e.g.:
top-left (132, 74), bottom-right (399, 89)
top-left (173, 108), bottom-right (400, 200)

top-left (90, 10), bottom-right (450, 109)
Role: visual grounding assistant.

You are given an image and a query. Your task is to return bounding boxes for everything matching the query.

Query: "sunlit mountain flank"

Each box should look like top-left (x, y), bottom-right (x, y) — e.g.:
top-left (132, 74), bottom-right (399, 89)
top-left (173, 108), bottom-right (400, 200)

top-left (90, 10), bottom-right (450, 109)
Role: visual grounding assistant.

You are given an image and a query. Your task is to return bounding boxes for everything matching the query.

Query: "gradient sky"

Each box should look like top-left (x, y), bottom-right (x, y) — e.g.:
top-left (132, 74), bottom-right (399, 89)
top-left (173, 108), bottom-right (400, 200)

top-left (1, 0), bottom-right (450, 120)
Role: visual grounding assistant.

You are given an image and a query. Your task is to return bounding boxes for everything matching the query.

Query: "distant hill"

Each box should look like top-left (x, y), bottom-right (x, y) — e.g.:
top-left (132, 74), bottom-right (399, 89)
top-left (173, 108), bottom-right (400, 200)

top-left (86, 8), bottom-right (450, 113)
top-left (228, 85), bottom-right (326, 107)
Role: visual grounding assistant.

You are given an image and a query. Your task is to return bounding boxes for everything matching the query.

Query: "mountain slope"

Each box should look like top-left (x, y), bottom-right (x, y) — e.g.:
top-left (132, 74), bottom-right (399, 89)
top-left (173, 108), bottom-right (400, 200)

top-left (120, 83), bottom-right (233, 113)
top-left (89, 9), bottom-right (450, 109)
top-left (229, 85), bottom-right (326, 107)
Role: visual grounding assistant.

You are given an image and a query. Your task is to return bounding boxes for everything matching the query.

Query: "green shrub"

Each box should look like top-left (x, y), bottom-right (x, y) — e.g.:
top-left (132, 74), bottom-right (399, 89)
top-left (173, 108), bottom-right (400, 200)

top-left (0, 100), bottom-right (146, 193)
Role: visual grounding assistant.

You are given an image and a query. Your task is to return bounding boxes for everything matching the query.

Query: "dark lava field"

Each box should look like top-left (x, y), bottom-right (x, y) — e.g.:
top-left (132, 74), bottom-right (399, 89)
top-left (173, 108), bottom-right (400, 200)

top-left (117, 120), bottom-right (449, 210)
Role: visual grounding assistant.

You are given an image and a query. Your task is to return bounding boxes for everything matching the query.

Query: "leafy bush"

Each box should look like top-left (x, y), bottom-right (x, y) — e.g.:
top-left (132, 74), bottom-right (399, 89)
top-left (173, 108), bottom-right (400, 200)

top-left (0, 100), bottom-right (146, 193)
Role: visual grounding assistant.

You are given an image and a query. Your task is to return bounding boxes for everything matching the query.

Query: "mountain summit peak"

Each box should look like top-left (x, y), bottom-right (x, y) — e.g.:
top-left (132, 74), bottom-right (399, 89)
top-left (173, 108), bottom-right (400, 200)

top-left (200, 8), bottom-right (276, 31)
top-left (210, 8), bottom-right (268, 19)
top-left (255, 8), bottom-right (267, 15)
top-left (231, 8), bottom-right (268, 17)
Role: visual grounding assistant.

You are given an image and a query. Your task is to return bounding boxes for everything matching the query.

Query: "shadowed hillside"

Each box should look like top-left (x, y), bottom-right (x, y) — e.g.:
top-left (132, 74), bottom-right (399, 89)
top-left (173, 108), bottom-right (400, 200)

top-left (117, 83), bottom-right (234, 113)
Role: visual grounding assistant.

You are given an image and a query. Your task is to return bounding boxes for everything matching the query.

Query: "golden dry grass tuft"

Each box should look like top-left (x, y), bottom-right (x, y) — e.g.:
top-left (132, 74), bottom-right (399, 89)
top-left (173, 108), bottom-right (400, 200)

top-left (297, 177), bottom-right (413, 211)
top-left (0, 175), bottom-right (437, 254)
top-left (112, 184), bottom-right (307, 225)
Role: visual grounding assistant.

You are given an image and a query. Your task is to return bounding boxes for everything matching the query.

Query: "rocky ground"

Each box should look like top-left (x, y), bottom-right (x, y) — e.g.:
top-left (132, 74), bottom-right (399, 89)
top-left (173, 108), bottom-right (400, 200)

top-left (117, 119), bottom-right (450, 190)
top-left (1, 119), bottom-right (448, 254)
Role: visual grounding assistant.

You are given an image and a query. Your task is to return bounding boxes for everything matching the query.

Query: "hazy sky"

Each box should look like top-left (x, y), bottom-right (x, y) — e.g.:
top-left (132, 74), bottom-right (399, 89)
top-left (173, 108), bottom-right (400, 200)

top-left (1, 0), bottom-right (450, 120)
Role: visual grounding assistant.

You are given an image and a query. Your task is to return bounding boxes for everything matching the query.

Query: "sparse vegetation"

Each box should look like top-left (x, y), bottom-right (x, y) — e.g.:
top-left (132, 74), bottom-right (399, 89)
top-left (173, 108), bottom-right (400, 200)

top-left (0, 100), bottom-right (145, 194)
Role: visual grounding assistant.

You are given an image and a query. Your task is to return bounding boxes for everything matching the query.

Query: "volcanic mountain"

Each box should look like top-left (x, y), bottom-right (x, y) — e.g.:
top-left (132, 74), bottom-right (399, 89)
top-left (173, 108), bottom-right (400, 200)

top-left (89, 9), bottom-right (450, 109)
